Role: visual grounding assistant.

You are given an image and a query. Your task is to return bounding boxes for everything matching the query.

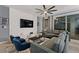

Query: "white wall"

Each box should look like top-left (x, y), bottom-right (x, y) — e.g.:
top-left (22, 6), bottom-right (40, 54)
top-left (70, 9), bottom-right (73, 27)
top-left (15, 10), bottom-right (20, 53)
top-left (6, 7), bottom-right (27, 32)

top-left (9, 8), bottom-right (37, 39)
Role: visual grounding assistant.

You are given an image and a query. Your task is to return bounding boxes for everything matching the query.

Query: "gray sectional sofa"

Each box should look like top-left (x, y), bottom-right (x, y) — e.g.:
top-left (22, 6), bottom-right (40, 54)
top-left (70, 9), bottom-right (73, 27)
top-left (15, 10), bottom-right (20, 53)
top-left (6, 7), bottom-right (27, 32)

top-left (30, 31), bottom-right (70, 53)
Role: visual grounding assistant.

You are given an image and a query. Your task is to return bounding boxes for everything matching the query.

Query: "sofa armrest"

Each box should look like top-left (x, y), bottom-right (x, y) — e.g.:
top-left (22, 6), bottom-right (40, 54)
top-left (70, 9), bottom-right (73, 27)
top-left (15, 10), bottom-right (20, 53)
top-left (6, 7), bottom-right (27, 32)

top-left (30, 42), bottom-right (56, 53)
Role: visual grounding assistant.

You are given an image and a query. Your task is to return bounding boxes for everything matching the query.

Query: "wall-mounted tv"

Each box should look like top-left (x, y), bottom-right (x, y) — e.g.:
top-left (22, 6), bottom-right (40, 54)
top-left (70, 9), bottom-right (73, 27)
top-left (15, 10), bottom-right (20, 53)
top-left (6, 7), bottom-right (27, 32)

top-left (20, 19), bottom-right (33, 28)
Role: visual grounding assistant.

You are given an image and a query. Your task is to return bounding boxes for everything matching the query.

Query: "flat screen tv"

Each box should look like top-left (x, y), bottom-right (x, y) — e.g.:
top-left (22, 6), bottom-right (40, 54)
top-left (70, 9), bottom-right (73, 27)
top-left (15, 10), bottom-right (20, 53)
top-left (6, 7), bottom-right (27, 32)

top-left (20, 19), bottom-right (33, 28)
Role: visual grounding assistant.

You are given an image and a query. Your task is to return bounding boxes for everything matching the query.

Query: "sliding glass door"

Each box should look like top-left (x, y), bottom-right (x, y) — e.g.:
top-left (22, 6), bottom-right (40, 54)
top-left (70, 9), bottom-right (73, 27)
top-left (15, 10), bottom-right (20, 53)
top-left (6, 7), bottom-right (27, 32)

top-left (54, 14), bottom-right (79, 40)
top-left (67, 14), bottom-right (79, 39)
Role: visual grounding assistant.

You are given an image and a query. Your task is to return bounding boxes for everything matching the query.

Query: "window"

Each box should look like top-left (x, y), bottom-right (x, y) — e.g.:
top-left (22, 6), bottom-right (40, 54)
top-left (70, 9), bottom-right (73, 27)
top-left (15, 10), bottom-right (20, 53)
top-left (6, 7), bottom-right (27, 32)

top-left (54, 16), bottom-right (65, 30)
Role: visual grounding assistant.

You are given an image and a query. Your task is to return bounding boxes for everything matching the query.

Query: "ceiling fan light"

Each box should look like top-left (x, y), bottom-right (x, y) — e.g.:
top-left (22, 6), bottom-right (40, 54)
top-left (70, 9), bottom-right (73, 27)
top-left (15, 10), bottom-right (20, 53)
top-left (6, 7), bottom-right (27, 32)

top-left (44, 11), bottom-right (47, 14)
top-left (44, 14), bottom-right (48, 19)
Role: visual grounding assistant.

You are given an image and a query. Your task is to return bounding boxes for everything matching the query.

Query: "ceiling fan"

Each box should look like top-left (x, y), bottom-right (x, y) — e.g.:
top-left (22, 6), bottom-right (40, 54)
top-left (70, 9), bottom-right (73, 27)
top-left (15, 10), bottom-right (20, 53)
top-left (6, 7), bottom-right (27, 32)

top-left (36, 5), bottom-right (57, 19)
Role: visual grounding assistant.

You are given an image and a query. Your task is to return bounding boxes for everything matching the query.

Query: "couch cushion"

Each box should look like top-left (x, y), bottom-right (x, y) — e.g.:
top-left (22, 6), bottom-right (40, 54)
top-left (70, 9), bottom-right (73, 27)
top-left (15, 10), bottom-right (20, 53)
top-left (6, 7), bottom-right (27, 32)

top-left (31, 42), bottom-right (55, 53)
top-left (52, 43), bottom-right (59, 52)
top-left (41, 37), bottom-right (58, 49)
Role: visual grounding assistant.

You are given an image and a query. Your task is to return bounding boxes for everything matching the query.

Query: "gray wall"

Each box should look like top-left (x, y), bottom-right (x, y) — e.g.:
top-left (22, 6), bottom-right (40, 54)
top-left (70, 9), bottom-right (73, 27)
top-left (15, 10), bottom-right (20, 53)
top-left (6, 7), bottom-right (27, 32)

top-left (0, 6), bottom-right (9, 18)
top-left (0, 6), bottom-right (9, 42)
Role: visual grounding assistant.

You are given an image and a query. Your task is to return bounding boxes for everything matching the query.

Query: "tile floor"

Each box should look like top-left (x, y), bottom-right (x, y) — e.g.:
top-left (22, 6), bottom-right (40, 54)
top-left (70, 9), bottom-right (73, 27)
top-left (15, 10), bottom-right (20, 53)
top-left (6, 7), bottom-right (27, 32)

top-left (0, 39), bottom-right (79, 53)
top-left (68, 39), bottom-right (79, 53)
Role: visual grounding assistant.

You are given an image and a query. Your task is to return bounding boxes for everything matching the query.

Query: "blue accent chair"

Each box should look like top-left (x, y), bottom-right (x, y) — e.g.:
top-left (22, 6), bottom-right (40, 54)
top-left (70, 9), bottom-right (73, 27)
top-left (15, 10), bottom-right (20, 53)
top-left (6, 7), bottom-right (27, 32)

top-left (12, 37), bottom-right (30, 51)
top-left (10, 35), bottom-right (20, 43)
top-left (10, 35), bottom-right (26, 43)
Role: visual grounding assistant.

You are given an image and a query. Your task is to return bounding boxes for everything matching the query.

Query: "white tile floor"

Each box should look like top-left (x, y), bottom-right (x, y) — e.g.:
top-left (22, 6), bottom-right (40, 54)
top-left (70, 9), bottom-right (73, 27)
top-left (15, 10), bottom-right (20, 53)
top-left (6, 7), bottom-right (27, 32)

top-left (0, 39), bottom-right (79, 53)
top-left (68, 39), bottom-right (79, 53)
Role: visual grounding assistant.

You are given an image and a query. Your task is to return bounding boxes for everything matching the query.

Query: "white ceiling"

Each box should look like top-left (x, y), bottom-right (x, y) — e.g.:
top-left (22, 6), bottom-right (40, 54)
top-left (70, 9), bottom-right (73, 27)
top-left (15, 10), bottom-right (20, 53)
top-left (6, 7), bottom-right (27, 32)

top-left (6, 5), bottom-right (79, 15)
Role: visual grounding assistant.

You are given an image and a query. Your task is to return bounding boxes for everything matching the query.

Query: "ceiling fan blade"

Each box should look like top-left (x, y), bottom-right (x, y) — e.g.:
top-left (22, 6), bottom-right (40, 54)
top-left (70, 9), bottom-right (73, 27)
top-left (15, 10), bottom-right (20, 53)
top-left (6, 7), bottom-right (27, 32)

top-left (43, 5), bottom-right (46, 9)
top-left (48, 12), bottom-right (53, 14)
top-left (40, 13), bottom-right (43, 15)
top-left (36, 11), bottom-right (43, 14)
top-left (50, 10), bottom-right (57, 11)
top-left (35, 8), bottom-right (43, 12)
top-left (48, 6), bottom-right (55, 10)
top-left (48, 10), bottom-right (57, 12)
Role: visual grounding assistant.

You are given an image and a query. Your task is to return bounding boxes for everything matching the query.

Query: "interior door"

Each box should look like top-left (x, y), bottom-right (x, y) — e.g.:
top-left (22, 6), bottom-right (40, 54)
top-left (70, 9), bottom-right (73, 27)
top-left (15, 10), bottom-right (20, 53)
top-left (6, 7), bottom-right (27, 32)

top-left (0, 17), bottom-right (9, 42)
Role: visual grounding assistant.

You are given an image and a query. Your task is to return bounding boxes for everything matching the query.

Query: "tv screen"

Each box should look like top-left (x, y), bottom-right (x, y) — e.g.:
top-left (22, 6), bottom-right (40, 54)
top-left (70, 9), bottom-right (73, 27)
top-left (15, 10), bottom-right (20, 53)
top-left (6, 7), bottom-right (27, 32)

top-left (20, 19), bottom-right (33, 28)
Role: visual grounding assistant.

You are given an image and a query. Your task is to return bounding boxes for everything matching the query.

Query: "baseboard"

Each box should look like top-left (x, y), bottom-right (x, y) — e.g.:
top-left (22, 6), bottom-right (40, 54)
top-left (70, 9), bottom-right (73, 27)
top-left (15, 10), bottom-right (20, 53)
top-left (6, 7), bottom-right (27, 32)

top-left (0, 41), bottom-right (8, 44)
